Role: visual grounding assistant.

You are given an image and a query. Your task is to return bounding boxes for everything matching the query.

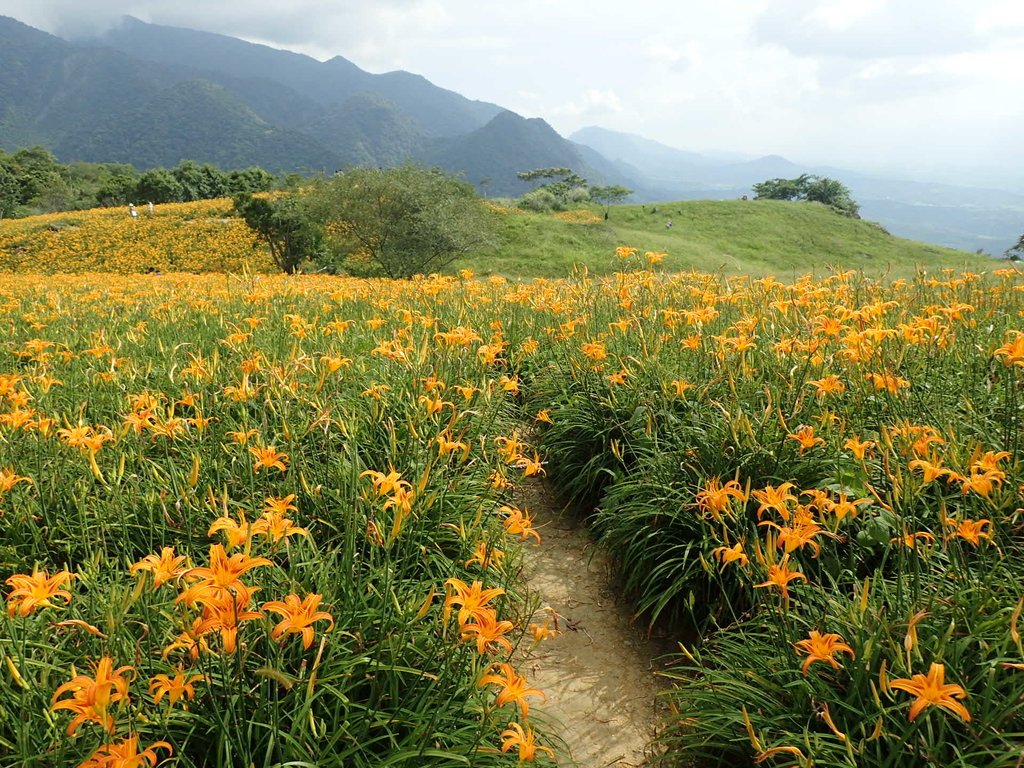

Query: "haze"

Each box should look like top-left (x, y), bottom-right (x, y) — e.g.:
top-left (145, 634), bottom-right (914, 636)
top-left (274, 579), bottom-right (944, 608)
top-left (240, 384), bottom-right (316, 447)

top-left (7, 0), bottom-right (1024, 189)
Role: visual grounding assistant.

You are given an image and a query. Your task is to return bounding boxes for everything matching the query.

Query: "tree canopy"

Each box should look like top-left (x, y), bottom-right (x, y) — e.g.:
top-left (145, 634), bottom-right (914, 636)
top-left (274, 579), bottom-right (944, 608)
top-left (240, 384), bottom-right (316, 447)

top-left (752, 174), bottom-right (860, 218)
top-left (233, 193), bottom-right (323, 275)
top-left (306, 164), bottom-right (495, 279)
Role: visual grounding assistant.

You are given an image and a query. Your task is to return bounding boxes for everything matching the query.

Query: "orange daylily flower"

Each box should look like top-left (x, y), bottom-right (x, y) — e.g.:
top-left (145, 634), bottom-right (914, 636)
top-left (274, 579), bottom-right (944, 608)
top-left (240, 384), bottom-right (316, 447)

top-left (909, 457), bottom-right (948, 484)
top-left (460, 609), bottom-right (515, 655)
top-left (0, 468), bottom-right (31, 494)
top-left (195, 593), bottom-right (263, 653)
top-left (695, 477), bottom-right (746, 522)
top-left (162, 617), bottom-right (212, 661)
top-left (513, 452), bottom-right (546, 477)
top-left (866, 371), bottom-right (910, 395)
top-left (208, 510), bottom-right (252, 550)
top-left (787, 425), bottom-right (825, 454)
top-left (500, 721), bottom-right (555, 762)
top-left (844, 436), bottom-right (875, 459)
top-left (51, 657), bottom-right (133, 735)
top-left (890, 662), bottom-right (971, 722)
top-left (130, 547), bottom-right (190, 588)
top-left (77, 735), bottom-right (172, 768)
top-left (754, 557), bottom-right (807, 607)
top-left (465, 542), bottom-right (504, 570)
top-left (480, 662), bottom-right (546, 719)
top-left (994, 331), bottom-right (1024, 367)
top-left (445, 578), bottom-right (506, 626)
top-left (361, 469), bottom-right (410, 497)
top-left (149, 670), bottom-right (205, 707)
top-left (891, 530), bottom-right (936, 549)
top-left (499, 505), bottom-right (542, 543)
top-left (263, 593), bottom-right (334, 649)
top-left (945, 517), bottom-right (992, 546)
top-left (711, 543), bottom-right (749, 567)
top-left (5, 568), bottom-right (74, 616)
top-left (249, 443), bottom-right (288, 473)
top-left (751, 482), bottom-right (797, 520)
top-left (178, 545), bottom-right (272, 606)
top-left (807, 374), bottom-right (846, 399)
top-left (252, 510), bottom-right (309, 542)
top-left (793, 630), bottom-right (855, 675)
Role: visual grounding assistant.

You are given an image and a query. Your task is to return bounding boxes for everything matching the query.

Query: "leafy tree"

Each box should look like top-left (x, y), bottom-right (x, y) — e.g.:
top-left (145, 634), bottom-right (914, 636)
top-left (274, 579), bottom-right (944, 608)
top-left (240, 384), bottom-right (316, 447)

top-left (589, 185), bottom-right (632, 219)
top-left (0, 164), bottom-right (19, 219)
top-left (804, 176), bottom-right (859, 217)
top-left (136, 168), bottom-right (185, 204)
top-left (1006, 234), bottom-right (1024, 261)
top-left (173, 161), bottom-right (228, 202)
top-left (9, 146), bottom-right (64, 205)
top-left (226, 167), bottom-right (276, 196)
top-left (751, 174), bottom-right (811, 202)
top-left (95, 169), bottom-right (139, 207)
top-left (306, 164), bottom-right (495, 279)
top-left (234, 193), bottom-right (323, 275)
top-left (515, 167), bottom-right (589, 211)
top-left (753, 174), bottom-right (859, 217)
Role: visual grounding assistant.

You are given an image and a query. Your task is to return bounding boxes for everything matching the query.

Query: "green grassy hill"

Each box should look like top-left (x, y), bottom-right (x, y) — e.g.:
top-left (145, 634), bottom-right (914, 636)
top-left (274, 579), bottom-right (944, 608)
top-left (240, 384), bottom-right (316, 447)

top-left (463, 199), bottom-right (991, 278)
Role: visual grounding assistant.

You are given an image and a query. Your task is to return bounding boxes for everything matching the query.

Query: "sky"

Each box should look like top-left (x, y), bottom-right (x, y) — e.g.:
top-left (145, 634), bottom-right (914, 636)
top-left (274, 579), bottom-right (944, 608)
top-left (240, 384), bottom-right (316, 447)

top-left (6, 0), bottom-right (1024, 186)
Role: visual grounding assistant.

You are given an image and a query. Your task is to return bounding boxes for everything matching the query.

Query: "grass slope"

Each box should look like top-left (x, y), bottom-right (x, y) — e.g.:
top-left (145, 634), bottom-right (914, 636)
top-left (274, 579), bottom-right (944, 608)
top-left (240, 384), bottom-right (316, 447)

top-left (466, 199), bottom-right (990, 278)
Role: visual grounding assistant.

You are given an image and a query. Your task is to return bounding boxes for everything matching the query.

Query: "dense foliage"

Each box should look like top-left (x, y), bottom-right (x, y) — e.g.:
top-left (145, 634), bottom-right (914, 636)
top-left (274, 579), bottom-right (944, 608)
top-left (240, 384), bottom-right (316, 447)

top-left (0, 147), bottom-right (278, 218)
top-left (0, 273), bottom-right (556, 767)
top-left (2, 260), bottom-right (1024, 767)
top-left (753, 174), bottom-right (861, 218)
top-left (305, 165), bottom-right (497, 278)
top-left (523, 259), bottom-right (1024, 766)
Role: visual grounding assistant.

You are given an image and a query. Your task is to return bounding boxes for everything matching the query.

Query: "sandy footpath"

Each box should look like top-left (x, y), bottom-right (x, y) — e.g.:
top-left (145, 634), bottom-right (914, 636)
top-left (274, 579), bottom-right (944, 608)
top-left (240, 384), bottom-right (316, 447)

top-left (516, 479), bottom-right (668, 767)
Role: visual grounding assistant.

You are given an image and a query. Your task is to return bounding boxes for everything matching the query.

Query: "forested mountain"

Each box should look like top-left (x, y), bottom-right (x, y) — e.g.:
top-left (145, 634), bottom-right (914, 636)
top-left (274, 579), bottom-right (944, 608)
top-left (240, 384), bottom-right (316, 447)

top-left (0, 14), bottom-right (628, 190)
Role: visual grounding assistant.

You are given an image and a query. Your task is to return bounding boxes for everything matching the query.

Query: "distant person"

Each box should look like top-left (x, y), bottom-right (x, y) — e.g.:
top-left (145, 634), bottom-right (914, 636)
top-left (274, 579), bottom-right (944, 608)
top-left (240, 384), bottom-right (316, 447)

top-left (666, 220), bottom-right (673, 229)
top-left (129, 203), bottom-right (138, 219)
top-left (147, 201), bottom-right (154, 214)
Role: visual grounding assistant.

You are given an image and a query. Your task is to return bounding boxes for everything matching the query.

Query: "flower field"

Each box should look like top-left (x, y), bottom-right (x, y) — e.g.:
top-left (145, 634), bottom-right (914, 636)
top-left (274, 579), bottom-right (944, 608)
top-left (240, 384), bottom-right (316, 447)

top-left (0, 200), bottom-right (276, 273)
top-left (1, 263), bottom-right (1023, 767)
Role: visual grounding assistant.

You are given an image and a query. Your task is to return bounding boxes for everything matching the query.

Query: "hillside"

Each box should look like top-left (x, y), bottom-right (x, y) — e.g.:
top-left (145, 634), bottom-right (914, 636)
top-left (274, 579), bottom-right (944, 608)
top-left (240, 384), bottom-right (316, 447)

top-left (571, 125), bottom-right (1024, 255)
top-left (464, 199), bottom-right (989, 278)
top-left (0, 197), bottom-right (989, 278)
top-left (425, 111), bottom-right (628, 196)
top-left (56, 80), bottom-right (340, 172)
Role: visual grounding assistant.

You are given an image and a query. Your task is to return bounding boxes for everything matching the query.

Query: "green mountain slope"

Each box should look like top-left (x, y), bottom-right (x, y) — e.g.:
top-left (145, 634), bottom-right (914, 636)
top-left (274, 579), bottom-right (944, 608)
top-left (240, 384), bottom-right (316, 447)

top-left (90, 16), bottom-right (502, 138)
top-left (307, 93), bottom-right (428, 168)
top-left (55, 80), bottom-right (340, 172)
top-left (461, 199), bottom-right (989, 278)
top-left (426, 111), bottom-right (627, 195)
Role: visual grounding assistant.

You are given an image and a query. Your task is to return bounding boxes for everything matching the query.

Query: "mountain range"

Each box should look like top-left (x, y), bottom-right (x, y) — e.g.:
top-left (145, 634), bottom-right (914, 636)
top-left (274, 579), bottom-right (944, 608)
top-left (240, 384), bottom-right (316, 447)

top-left (1, 14), bottom-right (1020, 254)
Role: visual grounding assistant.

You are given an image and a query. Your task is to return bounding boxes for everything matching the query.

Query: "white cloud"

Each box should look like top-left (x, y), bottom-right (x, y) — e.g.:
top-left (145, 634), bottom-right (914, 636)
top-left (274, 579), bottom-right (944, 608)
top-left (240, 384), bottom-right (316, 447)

top-left (550, 89), bottom-right (625, 121)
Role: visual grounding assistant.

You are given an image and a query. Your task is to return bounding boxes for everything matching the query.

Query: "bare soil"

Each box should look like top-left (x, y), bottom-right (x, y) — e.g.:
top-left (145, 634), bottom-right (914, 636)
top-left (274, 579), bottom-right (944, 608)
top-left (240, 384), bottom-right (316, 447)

top-left (516, 478), bottom-right (670, 767)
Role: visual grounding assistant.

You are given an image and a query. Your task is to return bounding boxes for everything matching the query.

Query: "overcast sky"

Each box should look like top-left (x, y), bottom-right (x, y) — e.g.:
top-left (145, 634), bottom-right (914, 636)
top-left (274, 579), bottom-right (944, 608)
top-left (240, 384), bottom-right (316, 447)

top-left (6, 0), bottom-right (1024, 185)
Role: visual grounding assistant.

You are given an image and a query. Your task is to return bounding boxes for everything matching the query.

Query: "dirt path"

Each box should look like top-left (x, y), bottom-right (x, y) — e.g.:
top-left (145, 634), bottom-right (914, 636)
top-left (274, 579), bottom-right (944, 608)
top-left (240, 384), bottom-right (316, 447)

top-left (517, 479), bottom-right (668, 767)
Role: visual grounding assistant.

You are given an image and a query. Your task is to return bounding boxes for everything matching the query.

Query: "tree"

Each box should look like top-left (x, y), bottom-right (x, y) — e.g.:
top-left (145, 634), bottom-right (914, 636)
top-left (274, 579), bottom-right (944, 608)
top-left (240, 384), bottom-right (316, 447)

top-left (136, 169), bottom-right (185, 204)
top-left (8, 146), bottom-right (64, 206)
top-left (173, 161), bottom-right (228, 202)
top-left (0, 164), bottom-right (20, 219)
top-left (306, 164), bottom-right (495, 279)
top-left (804, 176), bottom-right (859, 217)
top-left (1006, 234), bottom-right (1024, 261)
top-left (516, 167), bottom-right (589, 211)
top-left (752, 174), bottom-right (859, 217)
top-left (588, 185), bottom-right (632, 219)
top-left (234, 193), bottom-right (323, 274)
